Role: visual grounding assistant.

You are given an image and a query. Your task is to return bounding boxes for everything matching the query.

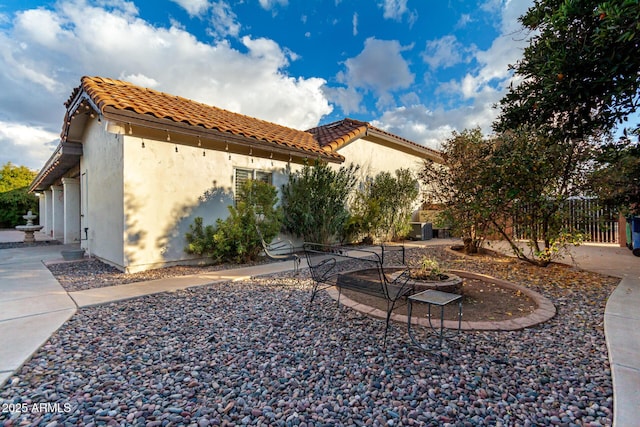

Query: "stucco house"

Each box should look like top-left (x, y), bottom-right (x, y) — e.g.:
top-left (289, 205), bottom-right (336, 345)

top-left (30, 76), bottom-right (442, 272)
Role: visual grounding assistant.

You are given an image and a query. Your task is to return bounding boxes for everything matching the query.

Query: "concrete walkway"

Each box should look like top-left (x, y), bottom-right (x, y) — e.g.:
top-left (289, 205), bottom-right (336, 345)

top-left (0, 233), bottom-right (638, 426)
top-left (0, 232), bottom-right (77, 387)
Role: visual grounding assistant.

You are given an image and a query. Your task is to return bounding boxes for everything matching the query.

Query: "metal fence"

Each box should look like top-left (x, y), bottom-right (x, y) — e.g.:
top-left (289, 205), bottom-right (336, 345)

top-left (513, 198), bottom-right (619, 244)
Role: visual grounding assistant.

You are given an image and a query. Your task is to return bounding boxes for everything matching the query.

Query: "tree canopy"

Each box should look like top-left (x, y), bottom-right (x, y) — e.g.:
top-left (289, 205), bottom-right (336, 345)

top-left (590, 134), bottom-right (640, 214)
top-left (0, 162), bottom-right (39, 228)
top-left (0, 162), bottom-right (37, 193)
top-left (495, 0), bottom-right (640, 141)
top-left (421, 128), bottom-right (590, 266)
top-left (420, 128), bottom-right (494, 253)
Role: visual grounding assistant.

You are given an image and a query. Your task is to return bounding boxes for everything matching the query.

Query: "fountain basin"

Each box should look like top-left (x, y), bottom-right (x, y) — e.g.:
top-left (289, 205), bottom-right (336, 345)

top-left (15, 225), bottom-right (44, 243)
top-left (15, 210), bottom-right (44, 243)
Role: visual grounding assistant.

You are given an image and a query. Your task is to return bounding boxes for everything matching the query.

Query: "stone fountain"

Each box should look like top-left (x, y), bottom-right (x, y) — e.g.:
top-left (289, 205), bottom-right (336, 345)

top-left (15, 211), bottom-right (44, 243)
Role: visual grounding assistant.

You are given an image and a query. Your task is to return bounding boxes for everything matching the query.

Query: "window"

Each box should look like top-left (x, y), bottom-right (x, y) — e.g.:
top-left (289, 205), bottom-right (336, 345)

top-left (235, 168), bottom-right (272, 203)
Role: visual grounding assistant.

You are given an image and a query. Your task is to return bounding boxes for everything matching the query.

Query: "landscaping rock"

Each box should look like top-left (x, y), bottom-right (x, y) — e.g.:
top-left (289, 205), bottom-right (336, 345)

top-left (0, 246), bottom-right (617, 425)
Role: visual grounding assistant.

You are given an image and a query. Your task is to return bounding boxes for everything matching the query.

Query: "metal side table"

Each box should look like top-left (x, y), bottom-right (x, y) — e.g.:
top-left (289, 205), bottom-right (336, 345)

top-left (407, 289), bottom-right (462, 352)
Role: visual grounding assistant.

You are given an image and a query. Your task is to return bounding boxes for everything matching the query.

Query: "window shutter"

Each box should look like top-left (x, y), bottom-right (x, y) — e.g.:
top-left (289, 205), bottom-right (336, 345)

top-left (234, 169), bottom-right (273, 204)
top-left (235, 169), bottom-right (251, 202)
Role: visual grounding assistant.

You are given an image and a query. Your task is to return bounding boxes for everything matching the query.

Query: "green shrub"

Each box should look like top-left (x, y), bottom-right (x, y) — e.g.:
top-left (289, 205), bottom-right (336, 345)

top-left (185, 180), bottom-right (282, 263)
top-left (348, 169), bottom-right (419, 242)
top-left (343, 196), bottom-right (381, 244)
top-left (281, 160), bottom-right (358, 245)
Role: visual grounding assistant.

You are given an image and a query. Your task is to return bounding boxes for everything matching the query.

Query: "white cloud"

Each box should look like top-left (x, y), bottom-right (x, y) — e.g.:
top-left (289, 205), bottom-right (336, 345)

top-left (209, 1), bottom-right (240, 39)
top-left (0, 122), bottom-right (59, 170)
top-left (322, 86), bottom-right (364, 115)
top-left (372, 105), bottom-right (452, 151)
top-left (379, 0), bottom-right (406, 21)
top-left (14, 8), bottom-right (65, 48)
top-left (258, 0), bottom-right (288, 10)
top-left (373, 0), bottom-right (532, 147)
top-left (121, 73), bottom-right (159, 88)
top-left (443, 1), bottom-right (531, 103)
top-left (372, 97), bottom-right (498, 151)
top-left (456, 13), bottom-right (473, 29)
top-left (352, 12), bottom-right (358, 36)
top-left (422, 35), bottom-right (475, 70)
top-left (0, 0), bottom-right (333, 168)
top-left (339, 37), bottom-right (414, 95)
top-left (170, 0), bottom-right (210, 17)
top-left (379, 0), bottom-right (417, 25)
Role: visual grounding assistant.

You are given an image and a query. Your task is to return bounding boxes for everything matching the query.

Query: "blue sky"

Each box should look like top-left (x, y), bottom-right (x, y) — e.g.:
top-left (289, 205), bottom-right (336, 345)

top-left (0, 0), bottom-right (533, 170)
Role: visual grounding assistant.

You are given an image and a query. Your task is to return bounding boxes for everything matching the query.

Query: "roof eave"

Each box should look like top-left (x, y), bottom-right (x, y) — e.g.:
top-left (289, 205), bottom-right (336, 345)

top-left (29, 142), bottom-right (83, 192)
top-left (102, 107), bottom-right (344, 164)
top-left (366, 127), bottom-right (443, 163)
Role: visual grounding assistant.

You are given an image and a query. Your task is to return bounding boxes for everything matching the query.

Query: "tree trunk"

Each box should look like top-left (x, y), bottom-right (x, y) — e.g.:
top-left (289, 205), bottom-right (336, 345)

top-left (462, 237), bottom-right (478, 254)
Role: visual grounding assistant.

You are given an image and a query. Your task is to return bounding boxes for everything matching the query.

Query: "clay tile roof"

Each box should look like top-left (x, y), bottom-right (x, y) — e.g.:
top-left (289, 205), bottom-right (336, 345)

top-left (70, 76), bottom-right (342, 160)
top-left (308, 118), bottom-right (442, 160)
top-left (307, 118), bottom-right (369, 152)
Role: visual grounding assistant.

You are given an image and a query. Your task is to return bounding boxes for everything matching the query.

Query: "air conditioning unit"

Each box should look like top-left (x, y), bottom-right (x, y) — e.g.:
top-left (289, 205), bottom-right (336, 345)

top-left (409, 222), bottom-right (432, 240)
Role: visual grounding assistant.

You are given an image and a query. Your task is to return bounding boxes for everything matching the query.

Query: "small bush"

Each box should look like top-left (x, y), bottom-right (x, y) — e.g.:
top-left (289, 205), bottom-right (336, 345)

top-left (185, 180), bottom-right (282, 263)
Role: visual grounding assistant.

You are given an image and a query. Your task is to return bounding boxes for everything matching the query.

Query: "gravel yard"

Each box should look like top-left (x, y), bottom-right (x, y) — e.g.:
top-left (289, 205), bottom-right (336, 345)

top-left (0, 247), bottom-right (618, 426)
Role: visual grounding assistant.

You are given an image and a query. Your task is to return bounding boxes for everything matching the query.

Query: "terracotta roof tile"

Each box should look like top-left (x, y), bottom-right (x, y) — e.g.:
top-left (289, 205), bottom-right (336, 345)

top-left (69, 76), bottom-right (342, 160)
top-left (307, 118), bottom-right (369, 152)
top-left (308, 118), bottom-right (442, 160)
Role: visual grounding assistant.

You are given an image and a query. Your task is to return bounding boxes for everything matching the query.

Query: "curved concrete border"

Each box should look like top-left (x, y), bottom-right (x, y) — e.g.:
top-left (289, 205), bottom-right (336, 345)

top-left (325, 269), bottom-right (556, 331)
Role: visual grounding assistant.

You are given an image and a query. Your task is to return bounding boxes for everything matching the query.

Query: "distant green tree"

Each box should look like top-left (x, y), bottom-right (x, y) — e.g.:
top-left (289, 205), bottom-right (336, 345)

top-left (281, 160), bottom-right (358, 245)
top-left (488, 129), bottom-right (590, 266)
top-left (0, 162), bottom-right (37, 192)
top-left (0, 162), bottom-right (38, 228)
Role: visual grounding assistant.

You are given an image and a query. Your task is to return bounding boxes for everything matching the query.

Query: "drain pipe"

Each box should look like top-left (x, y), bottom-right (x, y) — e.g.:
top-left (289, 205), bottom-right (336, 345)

top-left (82, 227), bottom-right (92, 258)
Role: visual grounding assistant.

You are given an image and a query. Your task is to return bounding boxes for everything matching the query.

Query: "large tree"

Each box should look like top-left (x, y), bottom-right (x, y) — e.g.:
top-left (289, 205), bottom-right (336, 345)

top-left (419, 128), bottom-right (495, 254)
top-left (488, 128), bottom-right (592, 266)
top-left (421, 128), bottom-right (591, 266)
top-left (0, 162), bottom-right (38, 228)
top-left (495, 0), bottom-right (640, 142)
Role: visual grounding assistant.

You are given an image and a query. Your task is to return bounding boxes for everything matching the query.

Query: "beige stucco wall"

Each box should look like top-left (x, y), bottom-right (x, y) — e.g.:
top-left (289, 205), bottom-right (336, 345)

top-left (333, 136), bottom-right (426, 179)
top-left (78, 121), bottom-right (434, 272)
top-left (121, 133), bottom-right (295, 272)
top-left (79, 119), bottom-right (125, 266)
top-left (333, 136), bottom-right (428, 212)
